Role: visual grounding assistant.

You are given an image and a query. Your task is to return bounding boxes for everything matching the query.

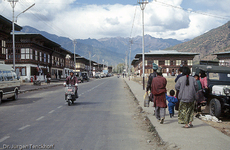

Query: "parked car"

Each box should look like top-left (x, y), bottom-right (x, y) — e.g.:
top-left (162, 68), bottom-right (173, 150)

top-left (95, 72), bottom-right (101, 79)
top-left (82, 72), bottom-right (89, 82)
top-left (0, 64), bottom-right (20, 104)
top-left (192, 64), bottom-right (230, 118)
top-left (74, 72), bottom-right (83, 83)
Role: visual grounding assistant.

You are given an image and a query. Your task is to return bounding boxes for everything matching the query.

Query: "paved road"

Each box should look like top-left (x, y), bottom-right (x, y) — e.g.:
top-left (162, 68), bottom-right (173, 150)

top-left (0, 77), bottom-right (153, 150)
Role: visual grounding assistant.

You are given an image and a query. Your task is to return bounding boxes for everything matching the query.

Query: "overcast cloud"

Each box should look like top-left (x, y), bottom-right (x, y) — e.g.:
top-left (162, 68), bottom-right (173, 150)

top-left (0, 0), bottom-right (229, 41)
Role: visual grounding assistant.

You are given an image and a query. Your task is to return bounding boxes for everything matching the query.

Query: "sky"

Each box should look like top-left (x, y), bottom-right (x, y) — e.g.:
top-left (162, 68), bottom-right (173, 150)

top-left (1, 0), bottom-right (230, 41)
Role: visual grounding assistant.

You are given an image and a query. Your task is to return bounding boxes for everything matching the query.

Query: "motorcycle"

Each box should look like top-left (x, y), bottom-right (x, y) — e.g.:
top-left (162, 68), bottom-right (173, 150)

top-left (65, 84), bottom-right (78, 106)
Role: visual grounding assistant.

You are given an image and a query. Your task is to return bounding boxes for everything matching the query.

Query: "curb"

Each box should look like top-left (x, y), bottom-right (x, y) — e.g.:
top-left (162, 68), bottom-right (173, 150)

top-left (123, 79), bottom-right (165, 145)
top-left (19, 84), bottom-right (63, 94)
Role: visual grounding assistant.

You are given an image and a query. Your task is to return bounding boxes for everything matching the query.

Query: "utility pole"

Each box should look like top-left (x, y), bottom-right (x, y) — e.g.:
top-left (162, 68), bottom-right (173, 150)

top-left (73, 40), bottom-right (77, 71)
top-left (129, 39), bottom-right (133, 77)
top-left (138, 0), bottom-right (148, 90)
top-left (8, 0), bottom-right (35, 71)
top-left (89, 51), bottom-right (91, 77)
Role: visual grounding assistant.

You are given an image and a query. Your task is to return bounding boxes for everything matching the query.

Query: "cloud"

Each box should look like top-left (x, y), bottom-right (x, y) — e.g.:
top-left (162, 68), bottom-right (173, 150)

top-left (0, 0), bottom-right (229, 41)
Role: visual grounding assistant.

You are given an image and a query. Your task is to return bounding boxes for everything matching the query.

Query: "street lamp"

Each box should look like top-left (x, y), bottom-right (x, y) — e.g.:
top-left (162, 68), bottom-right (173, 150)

top-left (73, 40), bottom-right (77, 71)
top-left (138, 0), bottom-right (148, 90)
top-left (8, 0), bottom-right (35, 70)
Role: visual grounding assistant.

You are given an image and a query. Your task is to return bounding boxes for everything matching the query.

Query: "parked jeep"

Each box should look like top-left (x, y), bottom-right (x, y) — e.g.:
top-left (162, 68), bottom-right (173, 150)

top-left (192, 65), bottom-right (230, 118)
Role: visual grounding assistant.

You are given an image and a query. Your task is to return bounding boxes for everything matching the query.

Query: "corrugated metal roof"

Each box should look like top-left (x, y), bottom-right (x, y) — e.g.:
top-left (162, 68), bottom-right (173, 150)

top-left (136, 50), bottom-right (199, 55)
top-left (213, 51), bottom-right (230, 55)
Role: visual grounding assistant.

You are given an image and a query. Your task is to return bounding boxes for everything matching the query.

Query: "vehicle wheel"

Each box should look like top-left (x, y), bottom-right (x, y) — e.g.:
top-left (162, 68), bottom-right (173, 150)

top-left (210, 99), bottom-right (221, 118)
top-left (68, 101), bottom-right (71, 106)
top-left (13, 90), bottom-right (18, 100)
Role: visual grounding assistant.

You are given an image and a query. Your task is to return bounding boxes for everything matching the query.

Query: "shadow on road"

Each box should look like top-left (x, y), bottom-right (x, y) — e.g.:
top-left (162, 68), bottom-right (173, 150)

top-left (71, 102), bottom-right (102, 106)
top-left (1, 97), bottom-right (43, 106)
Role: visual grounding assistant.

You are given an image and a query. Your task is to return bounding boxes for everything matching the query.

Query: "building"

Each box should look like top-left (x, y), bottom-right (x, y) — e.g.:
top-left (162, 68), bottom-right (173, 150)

top-left (214, 51), bottom-right (230, 67)
top-left (132, 50), bottom-right (198, 76)
top-left (0, 15), bottom-right (22, 64)
top-left (5, 33), bottom-right (74, 81)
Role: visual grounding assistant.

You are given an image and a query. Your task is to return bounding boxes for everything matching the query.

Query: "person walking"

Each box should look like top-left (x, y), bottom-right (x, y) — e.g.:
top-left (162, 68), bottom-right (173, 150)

top-left (146, 63), bottom-right (158, 115)
top-left (166, 90), bottom-right (178, 118)
top-left (175, 66), bottom-right (184, 111)
top-left (151, 67), bottom-right (167, 124)
top-left (175, 67), bottom-right (198, 128)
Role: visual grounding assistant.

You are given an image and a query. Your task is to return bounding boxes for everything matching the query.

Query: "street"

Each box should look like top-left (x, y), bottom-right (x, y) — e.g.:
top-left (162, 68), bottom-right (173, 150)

top-left (0, 77), bottom-right (153, 150)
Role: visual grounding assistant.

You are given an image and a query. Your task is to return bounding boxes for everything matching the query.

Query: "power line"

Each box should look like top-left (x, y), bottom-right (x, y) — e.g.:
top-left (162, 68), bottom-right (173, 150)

top-left (153, 0), bottom-right (230, 20)
top-left (18, 0), bottom-right (75, 40)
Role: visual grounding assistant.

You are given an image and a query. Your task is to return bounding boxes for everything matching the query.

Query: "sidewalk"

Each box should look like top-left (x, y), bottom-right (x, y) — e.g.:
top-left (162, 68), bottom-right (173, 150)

top-left (19, 81), bottom-right (63, 93)
top-left (124, 78), bottom-right (230, 150)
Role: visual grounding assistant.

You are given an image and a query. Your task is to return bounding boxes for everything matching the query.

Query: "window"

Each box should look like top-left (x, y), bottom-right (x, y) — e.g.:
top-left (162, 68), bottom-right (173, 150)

top-left (35, 50), bottom-right (38, 60)
top-left (30, 49), bottom-right (33, 59)
top-left (176, 60), bottom-right (181, 66)
top-left (40, 52), bottom-right (42, 61)
top-left (0, 71), bottom-right (3, 81)
top-left (48, 55), bottom-right (50, 63)
top-left (6, 49), bottom-right (8, 60)
top-left (145, 60), bottom-right (148, 66)
top-left (187, 60), bottom-right (193, 66)
top-left (21, 48), bottom-right (32, 59)
top-left (1, 40), bottom-right (6, 55)
top-left (44, 53), bottom-right (46, 63)
top-left (154, 60), bottom-right (158, 65)
top-left (165, 60), bottom-right (170, 66)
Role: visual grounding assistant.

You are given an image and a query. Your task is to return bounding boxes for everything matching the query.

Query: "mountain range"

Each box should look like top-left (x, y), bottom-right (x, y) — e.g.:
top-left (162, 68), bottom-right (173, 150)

top-left (21, 26), bottom-right (183, 65)
top-left (166, 21), bottom-right (230, 62)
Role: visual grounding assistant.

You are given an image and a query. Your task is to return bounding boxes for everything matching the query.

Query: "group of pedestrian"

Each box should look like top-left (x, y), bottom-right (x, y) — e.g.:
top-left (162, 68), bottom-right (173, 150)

top-left (147, 64), bottom-right (202, 128)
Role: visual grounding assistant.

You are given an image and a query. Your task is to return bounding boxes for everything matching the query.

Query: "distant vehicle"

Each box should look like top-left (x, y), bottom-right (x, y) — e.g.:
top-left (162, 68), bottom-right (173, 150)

top-left (81, 72), bottom-right (89, 82)
top-left (0, 64), bottom-right (20, 104)
top-left (74, 72), bottom-right (83, 83)
top-left (192, 64), bottom-right (230, 118)
top-left (95, 72), bottom-right (101, 79)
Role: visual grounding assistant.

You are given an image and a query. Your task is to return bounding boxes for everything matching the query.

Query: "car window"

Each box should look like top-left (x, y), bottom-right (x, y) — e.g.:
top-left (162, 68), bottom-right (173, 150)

top-left (0, 70), bottom-right (3, 81)
top-left (209, 73), bottom-right (230, 81)
top-left (7, 71), bottom-right (13, 81)
top-left (12, 71), bottom-right (17, 80)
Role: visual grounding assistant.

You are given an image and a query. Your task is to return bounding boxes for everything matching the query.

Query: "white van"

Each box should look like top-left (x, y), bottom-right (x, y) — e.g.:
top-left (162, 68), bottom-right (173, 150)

top-left (0, 64), bottom-right (20, 104)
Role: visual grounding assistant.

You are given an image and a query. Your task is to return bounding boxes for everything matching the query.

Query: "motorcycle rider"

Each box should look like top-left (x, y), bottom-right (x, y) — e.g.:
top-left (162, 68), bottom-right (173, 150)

top-left (64, 71), bottom-right (78, 99)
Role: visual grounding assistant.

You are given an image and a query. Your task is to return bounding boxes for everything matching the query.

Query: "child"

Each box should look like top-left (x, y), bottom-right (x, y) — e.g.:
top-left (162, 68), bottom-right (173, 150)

top-left (194, 74), bottom-right (202, 90)
top-left (166, 90), bottom-right (178, 118)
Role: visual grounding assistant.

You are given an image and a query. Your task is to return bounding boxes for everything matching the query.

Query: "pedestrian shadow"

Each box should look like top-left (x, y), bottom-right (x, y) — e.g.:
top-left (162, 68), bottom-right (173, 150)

top-left (1, 97), bottom-right (42, 106)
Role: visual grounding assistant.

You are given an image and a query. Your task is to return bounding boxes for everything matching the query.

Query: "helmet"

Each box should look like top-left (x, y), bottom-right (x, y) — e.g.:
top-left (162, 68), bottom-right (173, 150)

top-left (152, 63), bottom-right (158, 70)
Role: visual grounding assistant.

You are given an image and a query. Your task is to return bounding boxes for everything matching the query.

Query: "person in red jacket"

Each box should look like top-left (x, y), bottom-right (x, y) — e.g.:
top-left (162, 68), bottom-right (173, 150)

top-left (151, 67), bottom-right (167, 124)
top-left (64, 71), bottom-right (78, 99)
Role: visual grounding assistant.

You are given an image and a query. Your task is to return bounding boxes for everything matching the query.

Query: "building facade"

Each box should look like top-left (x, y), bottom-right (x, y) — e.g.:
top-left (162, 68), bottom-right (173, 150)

top-left (214, 51), bottom-right (230, 67)
top-left (0, 15), bottom-right (22, 64)
top-left (5, 33), bottom-right (74, 81)
top-left (132, 50), bottom-right (198, 76)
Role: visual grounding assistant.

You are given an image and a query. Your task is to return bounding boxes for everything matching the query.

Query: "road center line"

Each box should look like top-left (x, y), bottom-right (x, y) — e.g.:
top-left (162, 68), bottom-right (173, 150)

top-left (36, 116), bottom-right (45, 121)
top-left (57, 106), bottom-right (62, 109)
top-left (0, 136), bottom-right (10, 143)
top-left (18, 125), bottom-right (30, 131)
top-left (49, 110), bottom-right (55, 114)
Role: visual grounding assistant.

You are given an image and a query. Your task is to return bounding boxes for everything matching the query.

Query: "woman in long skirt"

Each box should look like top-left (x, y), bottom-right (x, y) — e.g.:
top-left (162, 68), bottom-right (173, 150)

top-left (175, 67), bottom-right (198, 128)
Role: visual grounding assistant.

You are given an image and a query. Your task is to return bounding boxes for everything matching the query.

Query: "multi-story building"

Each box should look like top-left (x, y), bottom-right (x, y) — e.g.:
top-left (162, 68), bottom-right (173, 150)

top-left (132, 50), bottom-right (198, 76)
top-left (214, 51), bottom-right (230, 67)
top-left (5, 33), bottom-right (74, 81)
top-left (0, 15), bottom-right (22, 64)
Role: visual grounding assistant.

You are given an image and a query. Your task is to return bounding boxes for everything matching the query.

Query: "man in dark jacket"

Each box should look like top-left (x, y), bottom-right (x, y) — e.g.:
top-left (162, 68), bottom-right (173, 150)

top-left (64, 71), bottom-right (78, 99)
top-left (146, 63), bottom-right (158, 93)
top-left (151, 67), bottom-right (167, 124)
